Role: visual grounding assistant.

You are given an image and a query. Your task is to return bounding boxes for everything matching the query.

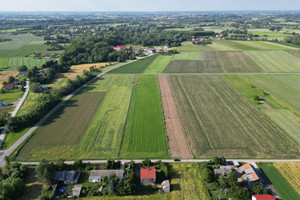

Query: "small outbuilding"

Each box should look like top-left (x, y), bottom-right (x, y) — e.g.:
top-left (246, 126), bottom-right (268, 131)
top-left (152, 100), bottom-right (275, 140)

top-left (162, 180), bottom-right (170, 193)
top-left (214, 166), bottom-right (232, 177)
top-left (233, 160), bottom-right (240, 167)
top-left (89, 170), bottom-right (124, 183)
top-left (72, 185), bottom-right (82, 198)
top-left (140, 167), bottom-right (156, 184)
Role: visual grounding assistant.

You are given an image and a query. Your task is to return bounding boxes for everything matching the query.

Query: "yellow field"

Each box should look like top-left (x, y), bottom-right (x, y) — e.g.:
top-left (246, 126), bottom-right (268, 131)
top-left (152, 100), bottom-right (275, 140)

top-left (57, 62), bottom-right (116, 79)
top-left (274, 162), bottom-right (300, 195)
top-left (0, 70), bottom-right (18, 84)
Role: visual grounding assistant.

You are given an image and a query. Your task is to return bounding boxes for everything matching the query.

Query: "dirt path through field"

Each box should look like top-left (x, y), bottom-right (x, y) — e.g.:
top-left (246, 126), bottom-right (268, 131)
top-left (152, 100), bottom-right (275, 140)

top-left (158, 75), bottom-right (192, 158)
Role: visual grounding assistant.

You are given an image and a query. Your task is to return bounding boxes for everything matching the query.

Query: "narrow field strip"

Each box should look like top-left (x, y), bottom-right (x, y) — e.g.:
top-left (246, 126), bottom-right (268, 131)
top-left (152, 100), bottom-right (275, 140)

top-left (120, 76), bottom-right (169, 158)
top-left (266, 74), bottom-right (300, 95)
top-left (168, 75), bottom-right (300, 158)
top-left (143, 55), bottom-right (173, 74)
top-left (15, 92), bottom-right (106, 160)
top-left (78, 75), bottom-right (134, 159)
top-left (246, 51), bottom-right (300, 72)
top-left (213, 40), bottom-right (261, 50)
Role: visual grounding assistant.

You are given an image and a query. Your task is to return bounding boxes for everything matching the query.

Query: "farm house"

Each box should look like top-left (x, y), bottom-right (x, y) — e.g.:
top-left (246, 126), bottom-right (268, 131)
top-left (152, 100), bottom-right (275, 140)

top-left (140, 167), bottom-right (156, 184)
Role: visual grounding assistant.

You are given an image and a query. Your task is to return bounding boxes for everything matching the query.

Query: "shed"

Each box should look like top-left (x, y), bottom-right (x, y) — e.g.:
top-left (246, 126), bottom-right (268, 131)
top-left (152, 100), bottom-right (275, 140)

top-left (140, 167), bottom-right (156, 184)
top-left (162, 180), bottom-right (170, 193)
top-left (19, 71), bottom-right (27, 77)
top-left (52, 170), bottom-right (80, 185)
top-left (89, 170), bottom-right (124, 183)
top-left (233, 160), bottom-right (240, 167)
top-left (72, 185), bottom-right (82, 198)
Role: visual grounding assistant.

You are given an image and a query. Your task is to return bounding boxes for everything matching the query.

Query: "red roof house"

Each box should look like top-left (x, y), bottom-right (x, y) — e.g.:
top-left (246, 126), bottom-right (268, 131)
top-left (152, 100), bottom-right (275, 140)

top-left (3, 84), bottom-right (14, 90)
top-left (13, 81), bottom-right (21, 85)
top-left (140, 167), bottom-right (156, 184)
top-left (252, 195), bottom-right (276, 200)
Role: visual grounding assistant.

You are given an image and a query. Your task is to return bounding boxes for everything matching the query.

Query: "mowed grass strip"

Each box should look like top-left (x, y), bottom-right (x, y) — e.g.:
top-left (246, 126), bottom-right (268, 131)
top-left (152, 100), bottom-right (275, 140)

top-left (246, 51), bottom-right (300, 72)
top-left (267, 74), bottom-right (300, 95)
top-left (108, 55), bottom-right (158, 74)
top-left (273, 162), bottom-right (300, 195)
top-left (165, 51), bottom-right (262, 73)
top-left (120, 76), bottom-right (168, 158)
top-left (3, 57), bottom-right (53, 70)
top-left (176, 44), bottom-right (205, 51)
top-left (245, 74), bottom-right (300, 114)
top-left (264, 110), bottom-right (300, 144)
top-left (223, 75), bottom-right (284, 110)
top-left (214, 40), bottom-right (261, 50)
top-left (234, 41), bottom-right (294, 50)
top-left (15, 92), bottom-right (106, 160)
top-left (143, 55), bottom-right (173, 74)
top-left (78, 75), bottom-right (134, 159)
top-left (167, 75), bottom-right (300, 158)
top-left (258, 163), bottom-right (300, 200)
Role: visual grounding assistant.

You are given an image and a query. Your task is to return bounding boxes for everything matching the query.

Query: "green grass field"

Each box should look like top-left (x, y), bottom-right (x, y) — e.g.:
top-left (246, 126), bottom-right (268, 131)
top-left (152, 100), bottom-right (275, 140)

top-left (214, 40), bottom-right (261, 50)
top-left (223, 75), bottom-right (284, 110)
top-left (0, 45), bottom-right (48, 57)
top-left (1, 127), bottom-right (31, 150)
top-left (264, 110), bottom-right (300, 144)
top-left (246, 51), bottom-right (300, 72)
top-left (176, 44), bottom-right (205, 51)
top-left (258, 163), bottom-right (300, 200)
top-left (77, 75), bottom-right (134, 159)
top-left (167, 75), bottom-right (300, 158)
top-left (108, 55), bottom-right (158, 74)
top-left (0, 57), bottom-right (53, 69)
top-left (235, 41), bottom-right (294, 50)
top-left (286, 50), bottom-right (300, 58)
top-left (0, 34), bottom-right (44, 50)
top-left (245, 74), bottom-right (300, 114)
top-left (14, 92), bottom-right (106, 160)
top-left (267, 74), bottom-right (300, 95)
top-left (165, 51), bottom-right (262, 73)
top-left (0, 90), bottom-right (24, 103)
top-left (143, 55), bottom-right (173, 74)
top-left (120, 76), bottom-right (168, 158)
top-left (248, 31), bottom-right (288, 37)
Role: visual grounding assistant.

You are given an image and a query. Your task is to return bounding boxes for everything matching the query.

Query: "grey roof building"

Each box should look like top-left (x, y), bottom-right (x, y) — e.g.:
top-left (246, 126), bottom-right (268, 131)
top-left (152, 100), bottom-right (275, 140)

top-left (89, 170), bottom-right (124, 182)
top-left (53, 170), bottom-right (80, 185)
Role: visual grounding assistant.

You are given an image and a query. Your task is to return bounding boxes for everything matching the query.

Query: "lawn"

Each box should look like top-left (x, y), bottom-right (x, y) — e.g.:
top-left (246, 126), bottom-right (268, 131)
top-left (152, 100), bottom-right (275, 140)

top-left (1, 127), bottom-right (31, 150)
top-left (143, 55), bottom-right (173, 74)
top-left (245, 74), bottom-right (300, 114)
top-left (14, 92), bottom-right (106, 161)
top-left (83, 163), bottom-right (210, 200)
top-left (246, 51), bottom-right (300, 72)
top-left (77, 75), bottom-right (134, 159)
top-left (223, 75), bottom-right (284, 110)
top-left (0, 90), bottom-right (24, 103)
top-left (167, 75), bottom-right (300, 158)
top-left (263, 110), bottom-right (300, 144)
top-left (258, 163), bottom-right (300, 200)
top-left (273, 162), bottom-right (300, 195)
top-left (108, 55), bottom-right (158, 74)
top-left (120, 76), bottom-right (168, 158)
top-left (164, 51), bottom-right (262, 73)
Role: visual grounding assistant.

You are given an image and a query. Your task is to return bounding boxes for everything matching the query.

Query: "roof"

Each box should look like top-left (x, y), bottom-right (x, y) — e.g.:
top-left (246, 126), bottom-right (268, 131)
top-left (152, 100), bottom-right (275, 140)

top-left (13, 81), bottom-right (21, 84)
top-left (116, 45), bottom-right (124, 48)
top-left (252, 195), bottom-right (276, 200)
top-left (240, 163), bottom-right (255, 174)
top-left (162, 180), bottom-right (170, 192)
top-left (53, 170), bottom-right (80, 185)
top-left (89, 170), bottom-right (124, 180)
top-left (246, 172), bottom-right (260, 181)
top-left (72, 185), bottom-right (82, 197)
top-left (140, 167), bottom-right (156, 179)
top-left (3, 84), bottom-right (13, 88)
top-left (243, 163), bottom-right (251, 169)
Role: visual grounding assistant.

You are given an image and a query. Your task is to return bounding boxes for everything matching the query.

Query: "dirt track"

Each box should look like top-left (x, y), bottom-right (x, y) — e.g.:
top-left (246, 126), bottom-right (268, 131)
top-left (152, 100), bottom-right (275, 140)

top-left (158, 75), bottom-right (192, 158)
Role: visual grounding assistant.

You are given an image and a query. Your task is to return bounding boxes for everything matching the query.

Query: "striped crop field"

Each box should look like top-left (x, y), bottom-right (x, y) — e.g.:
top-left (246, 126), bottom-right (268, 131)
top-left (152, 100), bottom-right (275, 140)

top-left (246, 51), bottom-right (300, 72)
top-left (273, 162), bottom-right (300, 195)
top-left (213, 40), bottom-right (261, 50)
top-left (176, 44), bottom-right (208, 51)
top-left (286, 50), bottom-right (300, 59)
top-left (0, 33), bottom-right (44, 50)
top-left (245, 74), bottom-right (300, 114)
top-left (266, 74), bottom-right (300, 94)
top-left (14, 92), bottom-right (106, 161)
top-left (120, 76), bottom-right (168, 158)
top-left (264, 110), bottom-right (300, 144)
top-left (0, 57), bottom-right (53, 70)
top-left (108, 55), bottom-right (158, 74)
top-left (78, 75), bottom-right (134, 159)
top-left (143, 55), bottom-right (173, 74)
top-left (164, 51), bottom-right (262, 73)
top-left (234, 41), bottom-right (295, 50)
top-left (258, 163), bottom-right (300, 200)
top-left (167, 75), bottom-right (300, 158)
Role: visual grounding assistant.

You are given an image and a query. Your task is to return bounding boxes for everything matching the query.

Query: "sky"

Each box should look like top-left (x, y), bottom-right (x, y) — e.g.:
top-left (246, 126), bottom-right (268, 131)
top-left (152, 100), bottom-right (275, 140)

top-left (1, 0), bottom-right (300, 12)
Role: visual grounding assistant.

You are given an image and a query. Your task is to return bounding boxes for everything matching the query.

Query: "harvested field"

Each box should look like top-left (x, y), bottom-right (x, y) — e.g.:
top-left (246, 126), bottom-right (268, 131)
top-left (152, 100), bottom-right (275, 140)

top-left (245, 74), bottom-right (300, 114)
top-left (78, 75), bottom-right (134, 159)
top-left (258, 163), bottom-right (300, 200)
top-left (167, 75), bottom-right (300, 158)
top-left (15, 92), bottom-right (106, 160)
top-left (143, 55), bottom-right (173, 74)
top-left (57, 62), bottom-right (116, 79)
top-left (273, 162), bottom-right (300, 195)
top-left (264, 110), bottom-right (300, 144)
top-left (158, 75), bottom-right (192, 158)
top-left (120, 76), bottom-right (168, 158)
top-left (164, 51), bottom-right (262, 73)
top-left (108, 55), bottom-right (158, 74)
top-left (0, 70), bottom-right (18, 84)
top-left (246, 51), bottom-right (300, 72)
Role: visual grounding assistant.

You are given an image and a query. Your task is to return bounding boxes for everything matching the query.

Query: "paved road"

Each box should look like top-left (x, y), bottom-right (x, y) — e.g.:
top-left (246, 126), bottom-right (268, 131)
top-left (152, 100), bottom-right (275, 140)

top-left (0, 57), bottom-right (150, 167)
top-left (11, 79), bottom-right (29, 117)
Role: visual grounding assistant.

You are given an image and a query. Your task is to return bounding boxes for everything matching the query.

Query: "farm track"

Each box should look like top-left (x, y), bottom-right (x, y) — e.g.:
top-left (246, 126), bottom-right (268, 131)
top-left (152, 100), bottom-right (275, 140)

top-left (158, 75), bottom-right (192, 158)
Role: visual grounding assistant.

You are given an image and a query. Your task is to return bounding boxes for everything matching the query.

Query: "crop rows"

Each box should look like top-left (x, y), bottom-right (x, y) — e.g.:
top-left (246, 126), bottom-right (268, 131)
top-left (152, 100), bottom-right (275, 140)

top-left (143, 55), bottom-right (173, 74)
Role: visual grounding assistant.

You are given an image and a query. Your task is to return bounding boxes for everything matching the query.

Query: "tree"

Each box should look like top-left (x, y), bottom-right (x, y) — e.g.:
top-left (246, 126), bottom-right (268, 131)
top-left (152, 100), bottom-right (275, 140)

top-left (202, 167), bottom-right (214, 183)
top-left (8, 76), bottom-right (15, 84)
top-left (74, 159), bottom-right (83, 169)
top-left (220, 156), bottom-right (226, 164)
top-left (227, 171), bottom-right (238, 186)
top-left (218, 175), bottom-right (226, 189)
top-left (18, 65), bottom-right (27, 72)
top-left (109, 179), bottom-right (116, 194)
top-left (35, 159), bottom-right (54, 185)
top-left (212, 156), bottom-right (219, 164)
top-left (252, 184), bottom-right (268, 194)
top-left (142, 159), bottom-right (151, 167)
